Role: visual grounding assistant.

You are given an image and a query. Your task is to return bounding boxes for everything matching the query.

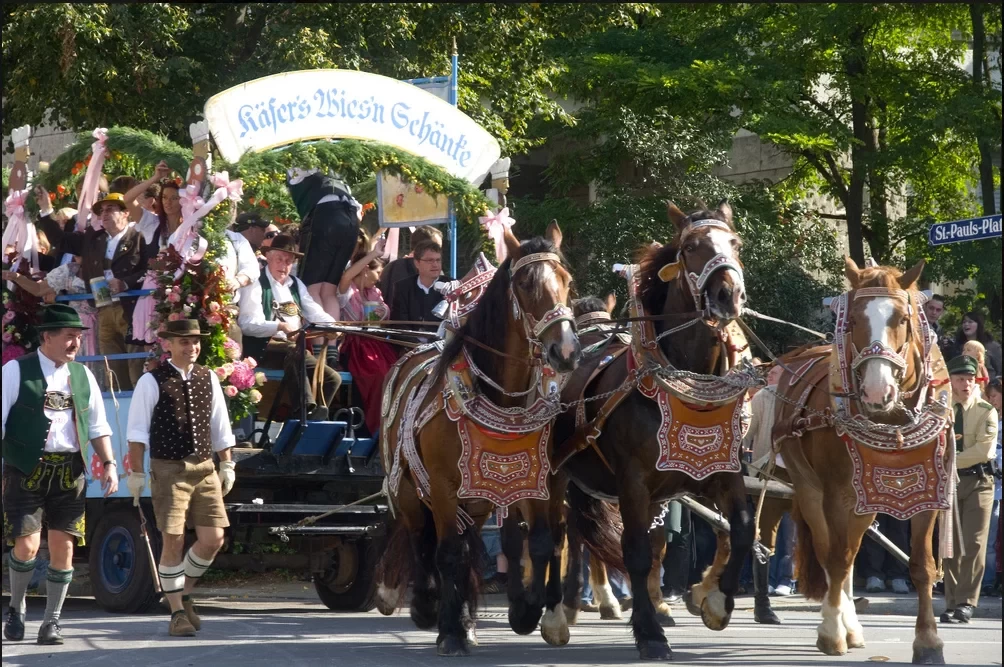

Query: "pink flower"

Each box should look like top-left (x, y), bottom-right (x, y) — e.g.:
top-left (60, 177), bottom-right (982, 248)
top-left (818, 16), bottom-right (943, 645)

top-left (3, 332), bottom-right (14, 343)
top-left (255, 371), bottom-right (267, 386)
top-left (248, 389), bottom-right (262, 404)
top-left (209, 301), bottom-right (221, 313)
top-left (246, 356), bottom-right (257, 369)
top-left (167, 292), bottom-right (181, 303)
top-left (224, 385), bottom-right (238, 398)
top-left (2, 311), bottom-right (14, 323)
top-left (186, 295), bottom-right (199, 304)
top-left (224, 338), bottom-right (241, 360)
top-left (215, 366), bottom-right (229, 380)
top-left (206, 313), bottom-right (223, 326)
top-left (168, 312), bottom-right (183, 321)
top-left (2, 344), bottom-right (26, 365)
top-left (228, 361), bottom-right (256, 390)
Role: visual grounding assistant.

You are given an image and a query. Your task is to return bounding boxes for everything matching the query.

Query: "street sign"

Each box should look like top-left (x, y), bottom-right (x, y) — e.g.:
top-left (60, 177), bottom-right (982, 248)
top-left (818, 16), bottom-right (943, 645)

top-left (928, 214), bottom-right (1002, 246)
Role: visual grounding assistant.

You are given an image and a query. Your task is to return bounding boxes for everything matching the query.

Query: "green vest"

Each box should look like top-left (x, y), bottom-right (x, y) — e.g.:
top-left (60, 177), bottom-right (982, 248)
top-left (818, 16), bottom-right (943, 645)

top-left (2, 353), bottom-right (93, 475)
top-left (243, 272), bottom-right (303, 361)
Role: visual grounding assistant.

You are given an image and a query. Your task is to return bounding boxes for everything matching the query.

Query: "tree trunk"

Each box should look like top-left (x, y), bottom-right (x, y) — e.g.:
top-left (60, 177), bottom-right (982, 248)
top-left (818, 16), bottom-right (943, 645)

top-left (970, 2), bottom-right (997, 215)
top-left (843, 25), bottom-right (871, 265)
top-left (868, 102), bottom-right (890, 261)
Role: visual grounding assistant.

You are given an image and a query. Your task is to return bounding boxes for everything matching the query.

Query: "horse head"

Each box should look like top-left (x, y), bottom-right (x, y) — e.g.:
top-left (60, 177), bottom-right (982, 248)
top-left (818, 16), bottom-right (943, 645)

top-left (841, 257), bottom-right (926, 416)
top-left (664, 200), bottom-right (746, 320)
top-left (503, 221), bottom-right (581, 373)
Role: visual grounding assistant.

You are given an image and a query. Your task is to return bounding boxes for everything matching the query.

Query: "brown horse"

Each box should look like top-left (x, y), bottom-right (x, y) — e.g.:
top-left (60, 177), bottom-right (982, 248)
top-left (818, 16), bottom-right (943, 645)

top-left (555, 201), bottom-right (755, 660)
top-left (773, 258), bottom-right (952, 664)
top-left (375, 223), bottom-right (581, 656)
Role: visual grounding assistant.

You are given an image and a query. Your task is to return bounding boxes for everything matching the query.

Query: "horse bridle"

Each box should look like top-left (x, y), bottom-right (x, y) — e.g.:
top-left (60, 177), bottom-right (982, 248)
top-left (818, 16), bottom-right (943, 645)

top-left (658, 219), bottom-right (745, 314)
top-left (509, 252), bottom-right (576, 355)
top-left (833, 286), bottom-right (931, 405)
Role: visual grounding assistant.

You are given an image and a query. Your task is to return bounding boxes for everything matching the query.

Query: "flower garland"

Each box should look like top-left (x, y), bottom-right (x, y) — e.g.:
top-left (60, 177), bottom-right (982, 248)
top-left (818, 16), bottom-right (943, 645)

top-left (1, 261), bottom-right (41, 364)
top-left (145, 193), bottom-right (263, 420)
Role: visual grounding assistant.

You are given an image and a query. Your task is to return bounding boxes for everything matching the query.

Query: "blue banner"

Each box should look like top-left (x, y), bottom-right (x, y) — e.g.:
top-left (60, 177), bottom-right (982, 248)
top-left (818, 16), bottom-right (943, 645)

top-left (928, 214), bottom-right (1002, 246)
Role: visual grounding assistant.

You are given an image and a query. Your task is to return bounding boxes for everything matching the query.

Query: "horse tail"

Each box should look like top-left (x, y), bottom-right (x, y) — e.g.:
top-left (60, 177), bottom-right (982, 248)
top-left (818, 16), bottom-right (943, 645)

top-left (567, 482), bottom-right (625, 574)
top-left (792, 500), bottom-right (828, 601)
top-left (375, 521), bottom-right (414, 605)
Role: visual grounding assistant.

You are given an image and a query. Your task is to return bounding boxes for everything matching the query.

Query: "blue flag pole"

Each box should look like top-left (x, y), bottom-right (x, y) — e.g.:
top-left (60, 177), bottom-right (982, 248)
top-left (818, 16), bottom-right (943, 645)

top-left (449, 37), bottom-right (459, 279)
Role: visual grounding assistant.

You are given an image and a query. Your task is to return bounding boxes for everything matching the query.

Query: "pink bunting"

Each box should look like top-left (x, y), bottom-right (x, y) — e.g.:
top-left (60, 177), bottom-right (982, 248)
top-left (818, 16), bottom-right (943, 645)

top-left (479, 206), bottom-right (515, 263)
top-left (75, 128), bottom-right (108, 232)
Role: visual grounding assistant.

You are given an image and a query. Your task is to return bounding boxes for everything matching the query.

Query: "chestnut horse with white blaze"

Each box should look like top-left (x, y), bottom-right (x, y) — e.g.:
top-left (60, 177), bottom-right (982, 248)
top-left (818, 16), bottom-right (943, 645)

top-left (773, 258), bottom-right (953, 664)
top-left (375, 223), bottom-right (581, 657)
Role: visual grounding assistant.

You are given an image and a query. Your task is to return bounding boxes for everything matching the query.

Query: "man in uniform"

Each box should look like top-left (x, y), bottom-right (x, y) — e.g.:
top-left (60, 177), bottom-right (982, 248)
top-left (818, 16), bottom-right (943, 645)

top-left (236, 234), bottom-right (341, 420)
top-left (941, 355), bottom-right (999, 623)
top-left (125, 319), bottom-right (237, 636)
top-left (2, 304), bottom-right (119, 644)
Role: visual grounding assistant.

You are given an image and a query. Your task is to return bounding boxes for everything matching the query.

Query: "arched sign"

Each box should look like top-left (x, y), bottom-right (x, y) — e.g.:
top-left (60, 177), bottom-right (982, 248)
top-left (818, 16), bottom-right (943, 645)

top-left (203, 69), bottom-right (501, 185)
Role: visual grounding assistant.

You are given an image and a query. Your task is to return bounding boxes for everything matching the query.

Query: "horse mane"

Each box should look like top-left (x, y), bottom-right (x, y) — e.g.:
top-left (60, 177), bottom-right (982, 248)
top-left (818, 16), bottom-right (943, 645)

top-left (852, 264), bottom-right (906, 290)
top-left (435, 236), bottom-right (563, 388)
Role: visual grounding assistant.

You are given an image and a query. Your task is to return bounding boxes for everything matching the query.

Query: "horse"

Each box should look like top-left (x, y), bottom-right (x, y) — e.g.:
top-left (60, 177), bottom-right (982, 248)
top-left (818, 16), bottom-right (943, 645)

top-left (772, 258), bottom-right (952, 664)
top-left (375, 222), bottom-right (582, 656)
top-left (553, 200), bottom-right (755, 660)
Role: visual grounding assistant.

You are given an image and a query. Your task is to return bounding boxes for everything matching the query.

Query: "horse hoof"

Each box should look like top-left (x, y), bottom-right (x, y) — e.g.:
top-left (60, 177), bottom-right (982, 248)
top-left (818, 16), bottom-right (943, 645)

top-left (912, 647), bottom-right (946, 665)
top-left (656, 612), bottom-right (676, 628)
top-left (376, 583), bottom-right (402, 616)
top-left (637, 639), bottom-right (673, 661)
top-left (816, 636), bottom-right (848, 656)
top-left (508, 599), bottom-right (543, 636)
top-left (437, 635), bottom-right (471, 657)
top-left (564, 604), bottom-right (579, 626)
top-left (683, 591), bottom-right (702, 617)
top-left (599, 604), bottom-right (622, 620)
top-left (700, 596), bottom-right (731, 631)
top-left (465, 627), bottom-right (479, 647)
top-left (846, 631), bottom-right (866, 649)
top-left (540, 607), bottom-right (570, 646)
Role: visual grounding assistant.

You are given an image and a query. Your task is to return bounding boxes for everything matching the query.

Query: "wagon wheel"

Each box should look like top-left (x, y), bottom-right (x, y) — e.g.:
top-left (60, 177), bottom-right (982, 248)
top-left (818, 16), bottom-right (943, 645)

top-left (313, 539), bottom-right (379, 612)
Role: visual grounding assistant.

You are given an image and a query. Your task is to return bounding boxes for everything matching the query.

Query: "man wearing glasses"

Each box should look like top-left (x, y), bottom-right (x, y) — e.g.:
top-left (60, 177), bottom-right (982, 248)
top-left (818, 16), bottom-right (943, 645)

top-left (389, 239), bottom-right (445, 329)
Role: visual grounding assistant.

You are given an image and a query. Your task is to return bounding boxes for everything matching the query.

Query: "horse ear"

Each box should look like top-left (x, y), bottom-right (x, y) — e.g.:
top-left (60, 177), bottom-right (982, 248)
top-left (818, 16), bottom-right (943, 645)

top-left (844, 256), bottom-right (861, 287)
top-left (666, 201), bottom-right (688, 233)
top-left (545, 220), bottom-right (563, 250)
top-left (605, 292), bottom-right (617, 315)
top-left (503, 228), bottom-right (522, 261)
top-left (898, 259), bottom-right (925, 290)
top-left (716, 199), bottom-right (733, 226)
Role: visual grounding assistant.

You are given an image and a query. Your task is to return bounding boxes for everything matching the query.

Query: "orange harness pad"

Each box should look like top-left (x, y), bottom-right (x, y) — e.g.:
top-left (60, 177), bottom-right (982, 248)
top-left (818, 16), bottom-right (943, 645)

top-left (455, 418), bottom-right (552, 506)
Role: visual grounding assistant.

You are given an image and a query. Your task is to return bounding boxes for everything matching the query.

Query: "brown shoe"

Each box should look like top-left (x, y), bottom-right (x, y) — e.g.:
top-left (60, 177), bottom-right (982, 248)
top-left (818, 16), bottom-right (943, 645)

top-left (183, 597), bottom-right (202, 631)
top-left (169, 610), bottom-right (197, 637)
top-left (620, 597), bottom-right (633, 612)
top-left (578, 601), bottom-right (599, 613)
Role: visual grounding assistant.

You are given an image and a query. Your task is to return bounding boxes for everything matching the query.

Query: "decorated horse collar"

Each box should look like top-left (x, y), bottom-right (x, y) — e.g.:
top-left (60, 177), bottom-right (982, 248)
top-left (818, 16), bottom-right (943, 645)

top-left (510, 251), bottom-right (561, 277)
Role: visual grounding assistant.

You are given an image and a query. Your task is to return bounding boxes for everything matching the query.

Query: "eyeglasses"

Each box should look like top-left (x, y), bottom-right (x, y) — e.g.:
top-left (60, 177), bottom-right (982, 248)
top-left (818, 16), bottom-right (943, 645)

top-left (265, 231), bottom-right (278, 239)
top-left (417, 257), bottom-right (442, 265)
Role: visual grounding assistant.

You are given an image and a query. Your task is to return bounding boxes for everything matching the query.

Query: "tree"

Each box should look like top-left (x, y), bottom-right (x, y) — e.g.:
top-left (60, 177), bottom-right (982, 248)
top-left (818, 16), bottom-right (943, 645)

top-left (2, 3), bottom-right (656, 155)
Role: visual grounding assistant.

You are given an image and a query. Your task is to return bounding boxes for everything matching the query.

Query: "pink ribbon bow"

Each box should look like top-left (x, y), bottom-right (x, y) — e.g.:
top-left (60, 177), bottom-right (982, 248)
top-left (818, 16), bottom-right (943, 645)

top-left (479, 207), bottom-right (515, 262)
top-left (169, 174), bottom-right (245, 271)
top-left (2, 189), bottom-right (40, 273)
top-left (75, 128), bottom-right (109, 232)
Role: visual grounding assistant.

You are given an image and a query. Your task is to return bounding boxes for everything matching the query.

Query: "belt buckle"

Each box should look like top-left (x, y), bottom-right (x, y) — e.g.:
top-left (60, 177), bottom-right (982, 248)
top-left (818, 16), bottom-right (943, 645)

top-left (44, 391), bottom-right (73, 411)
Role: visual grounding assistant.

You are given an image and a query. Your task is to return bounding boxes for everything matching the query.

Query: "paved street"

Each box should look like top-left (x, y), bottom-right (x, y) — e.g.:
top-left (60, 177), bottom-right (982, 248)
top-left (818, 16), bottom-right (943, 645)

top-left (1, 592), bottom-right (1001, 666)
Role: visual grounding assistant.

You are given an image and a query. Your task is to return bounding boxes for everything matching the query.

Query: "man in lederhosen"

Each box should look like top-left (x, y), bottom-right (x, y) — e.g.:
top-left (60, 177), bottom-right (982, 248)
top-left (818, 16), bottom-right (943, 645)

top-left (941, 354), bottom-right (999, 623)
top-left (125, 319), bottom-right (236, 636)
top-left (2, 304), bottom-right (119, 644)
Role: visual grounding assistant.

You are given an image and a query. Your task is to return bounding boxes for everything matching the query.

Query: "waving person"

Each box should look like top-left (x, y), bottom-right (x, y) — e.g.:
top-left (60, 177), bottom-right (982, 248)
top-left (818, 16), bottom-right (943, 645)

top-left (337, 231), bottom-right (397, 435)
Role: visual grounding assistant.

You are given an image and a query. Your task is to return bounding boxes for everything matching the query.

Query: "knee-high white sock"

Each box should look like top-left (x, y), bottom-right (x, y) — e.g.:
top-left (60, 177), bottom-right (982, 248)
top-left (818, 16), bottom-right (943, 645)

top-left (158, 563), bottom-right (186, 595)
top-left (184, 548), bottom-right (214, 584)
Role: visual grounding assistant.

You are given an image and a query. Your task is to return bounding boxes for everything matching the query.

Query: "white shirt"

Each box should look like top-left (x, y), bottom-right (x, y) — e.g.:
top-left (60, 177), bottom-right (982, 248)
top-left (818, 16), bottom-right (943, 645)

top-left (134, 209), bottom-right (161, 246)
top-left (2, 350), bottom-right (112, 453)
top-left (222, 230), bottom-right (260, 305)
top-left (105, 228), bottom-right (128, 260)
top-left (237, 268), bottom-right (335, 339)
top-left (126, 361), bottom-right (235, 452)
top-left (416, 276), bottom-right (433, 295)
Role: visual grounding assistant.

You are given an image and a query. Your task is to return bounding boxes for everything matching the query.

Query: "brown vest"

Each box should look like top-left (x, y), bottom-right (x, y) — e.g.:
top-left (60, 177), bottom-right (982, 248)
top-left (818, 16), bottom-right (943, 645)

top-left (149, 363), bottom-right (214, 461)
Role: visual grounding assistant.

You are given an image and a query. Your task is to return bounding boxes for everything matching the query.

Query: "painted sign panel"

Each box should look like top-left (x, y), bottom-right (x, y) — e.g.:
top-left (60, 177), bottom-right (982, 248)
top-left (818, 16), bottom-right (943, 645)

top-left (376, 170), bottom-right (450, 228)
top-left (85, 393), bottom-right (152, 499)
top-left (928, 214), bottom-right (1002, 246)
top-left (204, 69), bottom-right (500, 184)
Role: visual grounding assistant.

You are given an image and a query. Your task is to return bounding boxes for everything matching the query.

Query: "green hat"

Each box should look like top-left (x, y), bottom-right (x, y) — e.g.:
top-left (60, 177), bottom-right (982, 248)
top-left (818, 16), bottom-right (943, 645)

top-left (160, 319), bottom-right (211, 338)
top-left (947, 355), bottom-right (979, 376)
top-left (35, 304), bottom-right (89, 331)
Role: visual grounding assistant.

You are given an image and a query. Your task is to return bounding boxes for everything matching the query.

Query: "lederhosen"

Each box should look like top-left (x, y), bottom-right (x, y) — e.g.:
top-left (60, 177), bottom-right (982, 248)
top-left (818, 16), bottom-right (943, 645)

top-left (2, 353), bottom-right (92, 545)
top-left (242, 272), bottom-right (303, 364)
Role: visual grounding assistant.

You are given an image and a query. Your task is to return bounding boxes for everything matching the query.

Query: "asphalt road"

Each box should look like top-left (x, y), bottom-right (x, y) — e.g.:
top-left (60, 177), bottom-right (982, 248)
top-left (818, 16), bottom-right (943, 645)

top-left (1, 593), bottom-right (1001, 667)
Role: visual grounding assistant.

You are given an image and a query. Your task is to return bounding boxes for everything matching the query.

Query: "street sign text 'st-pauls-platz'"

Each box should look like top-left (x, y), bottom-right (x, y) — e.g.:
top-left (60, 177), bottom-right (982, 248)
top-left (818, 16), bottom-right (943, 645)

top-left (928, 214), bottom-right (1003, 246)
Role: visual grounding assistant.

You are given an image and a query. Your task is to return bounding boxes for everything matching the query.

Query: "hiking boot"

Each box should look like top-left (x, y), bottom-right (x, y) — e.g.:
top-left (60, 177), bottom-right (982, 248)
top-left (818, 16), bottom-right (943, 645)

top-left (169, 610), bottom-right (197, 637)
top-left (4, 608), bottom-right (25, 641)
top-left (37, 621), bottom-right (63, 645)
top-left (182, 597), bottom-right (202, 631)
